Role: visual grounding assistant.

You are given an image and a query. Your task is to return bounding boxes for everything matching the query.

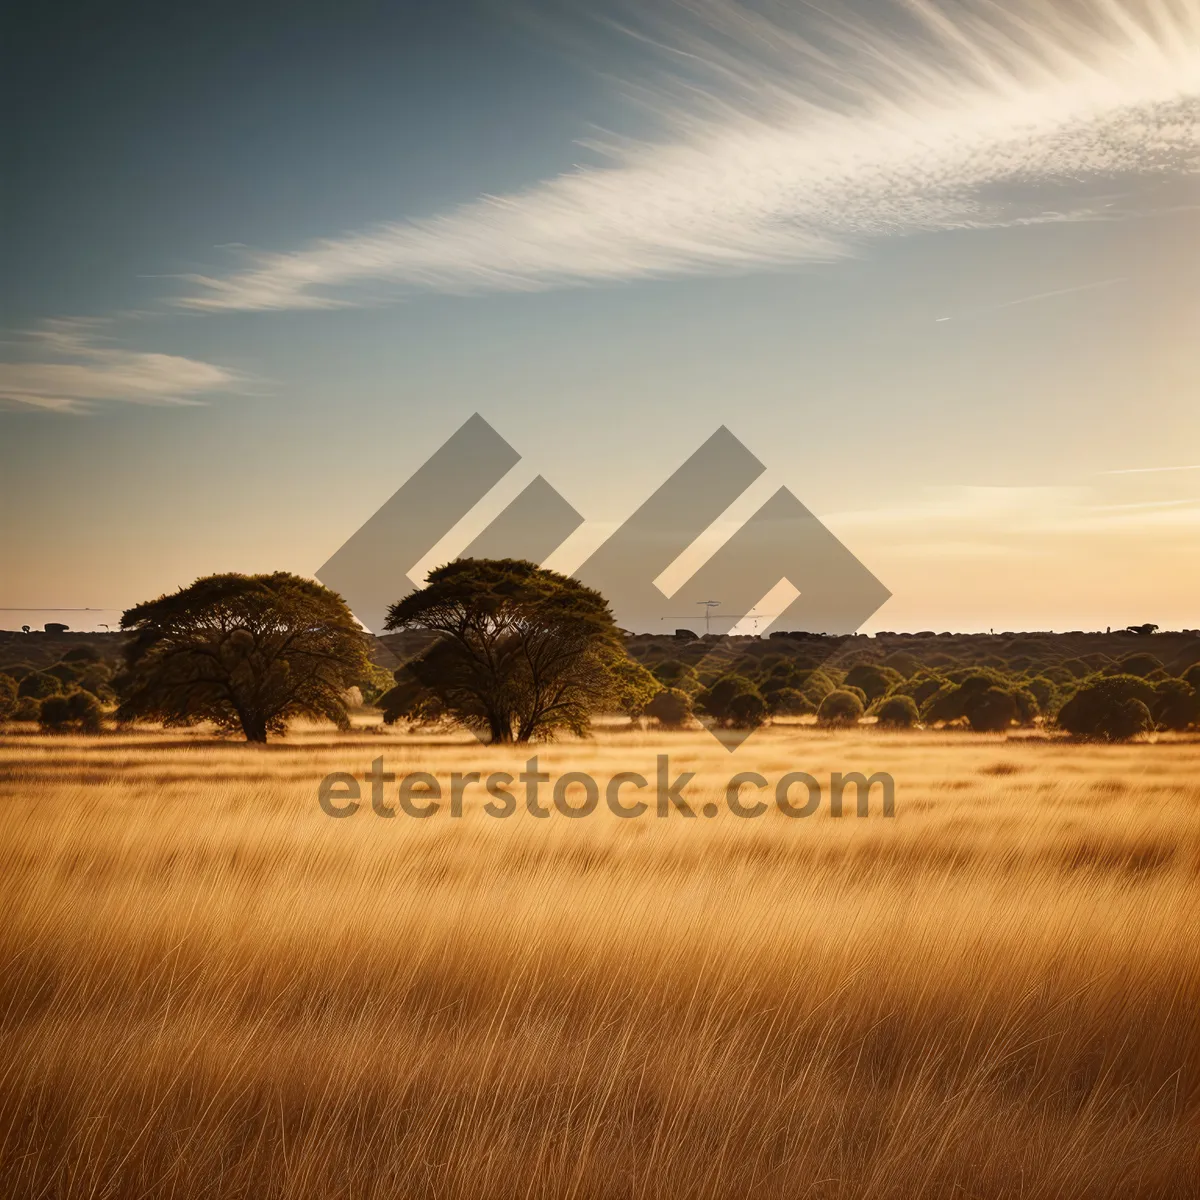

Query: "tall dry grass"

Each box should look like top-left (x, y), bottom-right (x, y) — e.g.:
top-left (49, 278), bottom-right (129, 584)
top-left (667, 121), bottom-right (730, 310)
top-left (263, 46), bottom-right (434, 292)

top-left (1, 724), bottom-right (1198, 1198)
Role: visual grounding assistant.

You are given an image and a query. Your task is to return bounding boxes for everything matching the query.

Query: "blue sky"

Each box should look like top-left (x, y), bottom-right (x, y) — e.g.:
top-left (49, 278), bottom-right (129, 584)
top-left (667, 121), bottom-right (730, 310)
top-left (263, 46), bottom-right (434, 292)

top-left (2, 0), bottom-right (1198, 632)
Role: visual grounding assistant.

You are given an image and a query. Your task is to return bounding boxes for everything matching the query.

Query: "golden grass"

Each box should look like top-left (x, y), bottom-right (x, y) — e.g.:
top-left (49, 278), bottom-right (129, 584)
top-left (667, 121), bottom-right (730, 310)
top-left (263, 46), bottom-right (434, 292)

top-left (2, 723), bottom-right (1198, 1198)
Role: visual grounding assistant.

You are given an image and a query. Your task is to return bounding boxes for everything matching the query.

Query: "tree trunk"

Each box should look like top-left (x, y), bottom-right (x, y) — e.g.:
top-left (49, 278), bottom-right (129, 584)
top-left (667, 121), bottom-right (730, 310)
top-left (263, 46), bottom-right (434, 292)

top-left (241, 712), bottom-right (269, 743)
top-left (488, 712), bottom-right (513, 743)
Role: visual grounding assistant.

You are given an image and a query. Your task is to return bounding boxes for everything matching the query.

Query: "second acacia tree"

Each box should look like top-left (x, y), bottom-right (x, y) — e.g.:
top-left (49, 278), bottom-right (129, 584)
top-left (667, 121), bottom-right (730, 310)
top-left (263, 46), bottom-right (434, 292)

top-left (382, 558), bottom-right (648, 742)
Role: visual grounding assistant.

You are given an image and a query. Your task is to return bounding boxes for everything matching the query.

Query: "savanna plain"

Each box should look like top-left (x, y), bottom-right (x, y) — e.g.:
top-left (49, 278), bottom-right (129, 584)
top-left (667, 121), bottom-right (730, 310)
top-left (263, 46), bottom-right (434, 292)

top-left (1, 723), bottom-right (1198, 1199)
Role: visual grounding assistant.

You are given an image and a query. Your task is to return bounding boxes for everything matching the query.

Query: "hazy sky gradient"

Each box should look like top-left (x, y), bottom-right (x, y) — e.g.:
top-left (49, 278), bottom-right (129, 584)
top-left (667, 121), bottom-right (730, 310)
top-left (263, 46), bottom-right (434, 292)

top-left (2, 0), bottom-right (1198, 631)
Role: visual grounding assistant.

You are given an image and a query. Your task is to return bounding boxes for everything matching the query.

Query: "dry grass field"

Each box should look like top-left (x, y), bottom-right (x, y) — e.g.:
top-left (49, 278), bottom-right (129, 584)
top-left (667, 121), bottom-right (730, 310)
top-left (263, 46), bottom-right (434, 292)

top-left (1, 723), bottom-right (1198, 1199)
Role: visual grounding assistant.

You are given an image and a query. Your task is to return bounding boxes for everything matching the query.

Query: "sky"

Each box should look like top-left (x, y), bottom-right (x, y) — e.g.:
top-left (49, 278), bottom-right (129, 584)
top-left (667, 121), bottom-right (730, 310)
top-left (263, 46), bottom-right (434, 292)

top-left (2, 0), bottom-right (1199, 634)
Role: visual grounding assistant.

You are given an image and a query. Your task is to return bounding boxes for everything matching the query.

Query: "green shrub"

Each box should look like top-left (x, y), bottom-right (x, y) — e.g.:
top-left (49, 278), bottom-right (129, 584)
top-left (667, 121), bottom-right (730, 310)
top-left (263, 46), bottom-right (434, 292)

top-left (921, 669), bottom-right (1011, 724)
top-left (1111, 653), bottom-right (1163, 678)
top-left (796, 669), bottom-right (837, 705)
top-left (844, 663), bottom-right (902, 704)
top-left (652, 659), bottom-right (700, 691)
top-left (75, 663), bottom-right (115, 701)
top-left (1057, 675), bottom-right (1158, 741)
top-left (890, 671), bottom-right (947, 708)
top-left (964, 687), bottom-right (1018, 732)
top-left (1010, 685), bottom-right (1039, 726)
top-left (765, 687), bottom-right (814, 716)
top-left (727, 691), bottom-right (768, 729)
top-left (1152, 679), bottom-right (1199, 731)
top-left (11, 696), bottom-right (41, 722)
top-left (645, 687), bottom-right (692, 729)
top-left (696, 675), bottom-right (764, 728)
top-left (1043, 665), bottom-right (1076, 686)
top-left (357, 662), bottom-right (399, 707)
top-left (874, 695), bottom-right (919, 728)
top-left (818, 689), bottom-right (864, 726)
top-left (37, 690), bottom-right (103, 734)
top-left (881, 651), bottom-right (921, 678)
top-left (61, 644), bottom-right (104, 664)
top-left (46, 662), bottom-right (84, 686)
top-left (1024, 676), bottom-right (1059, 716)
top-left (0, 674), bottom-right (17, 721)
top-left (17, 671), bottom-right (62, 700)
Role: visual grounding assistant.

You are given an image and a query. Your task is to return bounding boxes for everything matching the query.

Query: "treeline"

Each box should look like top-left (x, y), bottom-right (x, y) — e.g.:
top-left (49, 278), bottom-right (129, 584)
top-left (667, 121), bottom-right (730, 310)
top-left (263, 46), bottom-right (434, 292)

top-left (0, 644), bottom-right (113, 731)
top-left (2, 564), bottom-right (1198, 743)
top-left (622, 636), bottom-right (1200, 739)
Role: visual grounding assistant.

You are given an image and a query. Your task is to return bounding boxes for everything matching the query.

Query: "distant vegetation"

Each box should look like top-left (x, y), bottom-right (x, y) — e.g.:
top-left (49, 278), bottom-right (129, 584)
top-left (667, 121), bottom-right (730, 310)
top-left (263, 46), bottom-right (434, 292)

top-left (2, 568), bottom-right (1199, 742)
top-left (616, 625), bottom-right (1200, 740)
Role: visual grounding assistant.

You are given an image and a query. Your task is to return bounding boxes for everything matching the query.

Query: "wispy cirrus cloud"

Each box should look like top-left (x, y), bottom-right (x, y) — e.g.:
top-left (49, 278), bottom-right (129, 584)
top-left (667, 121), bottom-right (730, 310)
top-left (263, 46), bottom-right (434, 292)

top-left (0, 319), bottom-right (243, 413)
top-left (178, 0), bottom-right (1200, 312)
top-left (934, 276), bottom-right (1127, 321)
top-left (1104, 462), bottom-right (1200, 473)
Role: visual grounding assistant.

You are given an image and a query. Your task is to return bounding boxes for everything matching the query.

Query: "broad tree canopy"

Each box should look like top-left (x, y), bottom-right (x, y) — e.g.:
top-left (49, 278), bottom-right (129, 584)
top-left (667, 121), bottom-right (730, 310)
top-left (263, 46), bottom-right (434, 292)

top-left (382, 558), bottom-right (633, 742)
top-left (116, 572), bottom-right (371, 742)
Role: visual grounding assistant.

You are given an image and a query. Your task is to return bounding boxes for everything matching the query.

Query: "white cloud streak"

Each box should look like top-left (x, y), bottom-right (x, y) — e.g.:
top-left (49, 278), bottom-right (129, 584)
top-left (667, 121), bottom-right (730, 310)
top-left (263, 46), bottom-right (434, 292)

top-left (0, 319), bottom-right (242, 413)
top-left (1104, 462), bottom-right (1200, 473)
top-left (178, 0), bottom-right (1200, 312)
top-left (934, 275), bottom-right (1127, 320)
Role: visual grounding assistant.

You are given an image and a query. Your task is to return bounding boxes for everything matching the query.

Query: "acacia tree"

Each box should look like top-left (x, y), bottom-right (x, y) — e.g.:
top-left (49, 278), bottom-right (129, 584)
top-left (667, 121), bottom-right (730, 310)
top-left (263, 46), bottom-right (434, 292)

top-left (382, 558), bottom-right (624, 742)
top-left (116, 573), bottom-right (371, 742)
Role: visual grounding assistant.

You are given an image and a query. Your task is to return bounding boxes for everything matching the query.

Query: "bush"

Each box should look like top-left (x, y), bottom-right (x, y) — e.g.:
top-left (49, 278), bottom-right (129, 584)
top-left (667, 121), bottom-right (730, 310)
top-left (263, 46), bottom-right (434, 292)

top-left (37, 690), bottom-right (103, 733)
top-left (696, 675), bottom-right (764, 728)
top-left (882, 651), bottom-right (921, 678)
top-left (765, 687), bottom-right (814, 716)
top-left (1009, 685), bottom-right (1039, 726)
top-left (357, 662), bottom-right (399, 707)
top-left (1111, 653), bottom-right (1162, 678)
top-left (645, 687), bottom-right (692, 729)
top-left (75, 663), bottom-right (115, 701)
top-left (46, 662), bottom-right (84, 686)
top-left (818, 689), bottom-right (864, 726)
top-left (844, 664), bottom-right (901, 704)
top-left (11, 696), bottom-right (41, 722)
top-left (874, 695), bottom-right (919, 728)
top-left (1024, 676), bottom-right (1059, 717)
top-left (921, 669), bottom-right (1011, 724)
top-left (727, 691), bottom-right (768, 729)
top-left (1152, 678), bottom-right (1199, 731)
top-left (652, 659), bottom-right (699, 691)
top-left (890, 671), bottom-right (947, 708)
top-left (0, 673), bottom-right (17, 720)
top-left (1057, 675), bottom-right (1158, 741)
top-left (17, 671), bottom-right (62, 700)
top-left (61, 644), bottom-right (104, 663)
top-left (964, 687), bottom-right (1018, 732)
top-left (796, 669), bottom-right (837, 705)
top-left (1103, 698), bottom-right (1154, 741)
